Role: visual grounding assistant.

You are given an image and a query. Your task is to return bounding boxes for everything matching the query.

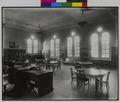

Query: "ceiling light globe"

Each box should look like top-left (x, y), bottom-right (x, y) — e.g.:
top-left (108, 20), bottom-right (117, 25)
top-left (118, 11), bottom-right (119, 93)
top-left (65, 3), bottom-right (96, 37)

top-left (71, 32), bottom-right (75, 36)
top-left (31, 35), bottom-right (34, 39)
top-left (97, 27), bottom-right (103, 32)
top-left (53, 35), bottom-right (56, 39)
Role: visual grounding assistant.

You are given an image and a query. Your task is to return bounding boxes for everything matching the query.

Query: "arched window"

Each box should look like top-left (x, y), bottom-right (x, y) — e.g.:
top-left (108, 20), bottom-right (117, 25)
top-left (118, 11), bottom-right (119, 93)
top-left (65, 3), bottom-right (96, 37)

top-left (67, 37), bottom-right (73, 57)
top-left (67, 34), bottom-right (80, 57)
top-left (42, 41), bottom-right (47, 54)
top-left (56, 39), bottom-right (60, 57)
top-left (74, 36), bottom-right (80, 57)
top-left (91, 27), bottom-right (111, 59)
top-left (50, 36), bottom-right (60, 57)
top-left (91, 33), bottom-right (99, 58)
top-left (27, 36), bottom-right (38, 54)
top-left (101, 32), bottom-right (110, 58)
top-left (50, 39), bottom-right (54, 57)
top-left (27, 39), bottom-right (32, 53)
top-left (33, 40), bottom-right (38, 53)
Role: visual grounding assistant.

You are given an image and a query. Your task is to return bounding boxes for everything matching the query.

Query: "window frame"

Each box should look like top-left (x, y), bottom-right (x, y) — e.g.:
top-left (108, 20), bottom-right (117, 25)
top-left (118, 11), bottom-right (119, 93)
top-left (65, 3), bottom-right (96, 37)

top-left (27, 37), bottom-right (38, 54)
top-left (67, 35), bottom-right (80, 58)
top-left (50, 38), bottom-right (60, 58)
top-left (90, 30), bottom-right (111, 60)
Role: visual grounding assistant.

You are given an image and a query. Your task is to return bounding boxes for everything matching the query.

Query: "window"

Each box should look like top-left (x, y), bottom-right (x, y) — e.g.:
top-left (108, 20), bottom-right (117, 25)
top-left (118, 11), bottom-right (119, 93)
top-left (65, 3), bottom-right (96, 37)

top-left (33, 40), bottom-right (38, 53)
top-left (91, 33), bottom-right (99, 58)
top-left (67, 37), bottom-right (73, 57)
top-left (42, 41), bottom-right (47, 54)
top-left (74, 36), bottom-right (80, 57)
top-left (56, 39), bottom-right (60, 57)
top-left (50, 39), bottom-right (54, 57)
top-left (50, 36), bottom-right (60, 57)
top-left (101, 32), bottom-right (110, 58)
top-left (67, 34), bottom-right (80, 57)
top-left (27, 36), bottom-right (38, 54)
top-left (91, 27), bottom-right (110, 59)
top-left (27, 39), bottom-right (32, 53)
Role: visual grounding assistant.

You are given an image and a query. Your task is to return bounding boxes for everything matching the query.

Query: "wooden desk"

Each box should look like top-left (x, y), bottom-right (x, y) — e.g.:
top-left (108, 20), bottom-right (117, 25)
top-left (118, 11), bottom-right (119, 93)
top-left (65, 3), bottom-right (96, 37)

top-left (14, 68), bottom-right (53, 97)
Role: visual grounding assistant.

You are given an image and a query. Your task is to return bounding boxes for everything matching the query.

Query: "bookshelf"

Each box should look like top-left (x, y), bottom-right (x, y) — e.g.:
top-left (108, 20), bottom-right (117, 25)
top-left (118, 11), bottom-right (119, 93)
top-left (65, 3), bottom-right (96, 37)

top-left (3, 48), bottom-right (26, 65)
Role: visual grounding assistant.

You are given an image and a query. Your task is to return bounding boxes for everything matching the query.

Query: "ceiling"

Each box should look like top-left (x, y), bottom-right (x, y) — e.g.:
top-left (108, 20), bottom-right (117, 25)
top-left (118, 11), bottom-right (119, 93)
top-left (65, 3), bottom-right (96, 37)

top-left (3, 8), bottom-right (118, 31)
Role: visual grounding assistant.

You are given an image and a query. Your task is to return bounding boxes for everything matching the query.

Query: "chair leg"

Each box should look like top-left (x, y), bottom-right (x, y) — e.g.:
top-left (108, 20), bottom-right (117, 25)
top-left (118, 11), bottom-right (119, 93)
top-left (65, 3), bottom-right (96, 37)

top-left (108, 84), bottom-right (110, 88)
top-left (71, 78), bottom-right (73, 82)
top-left (3, 85), bottom-right (6, 93)
top-left (84, 81), bottom-right (89, 87)
top-left (57, 66), bottom-right (59, 71)
top-left (106, 83), bottom-right (109, 89)
top-left (77, 80), bottom-right (80, 87)
top-left (88, 80), bottom-right (89, 85)
top-left (100, 82), bottom-right (102, 89)
top-left (84, 82), bottom-right (85, 86)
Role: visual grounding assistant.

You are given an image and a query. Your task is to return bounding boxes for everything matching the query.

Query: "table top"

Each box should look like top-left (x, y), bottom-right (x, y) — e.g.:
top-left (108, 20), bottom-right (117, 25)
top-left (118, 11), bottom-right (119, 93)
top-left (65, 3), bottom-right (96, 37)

top-left (76, 68), bottom-right (108, 77)
top-left (78, 61), bottom-right (93, 65)
top-left (50, 61), bottom-right (58, 64)
top-left (16, 66), bottom-right (31, 70)
top-left (24, 70), bottom-right (52, 75)
top-left (16, 67), bottom-right (53, 75)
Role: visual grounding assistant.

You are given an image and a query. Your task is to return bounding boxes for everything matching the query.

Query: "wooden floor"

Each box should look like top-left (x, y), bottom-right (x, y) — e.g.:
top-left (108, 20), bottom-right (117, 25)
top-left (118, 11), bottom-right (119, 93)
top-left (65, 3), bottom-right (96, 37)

top-left (3, 65), bottom-right (118, 100)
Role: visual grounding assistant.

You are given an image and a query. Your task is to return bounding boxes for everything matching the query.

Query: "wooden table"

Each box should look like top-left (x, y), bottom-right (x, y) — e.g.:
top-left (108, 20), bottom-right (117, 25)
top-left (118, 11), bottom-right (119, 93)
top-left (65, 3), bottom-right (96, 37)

top-left (49, 61), bottom-right (61, 71)
top-left (75, 61), bottom-right (93, 68)
top-left (14, 67), bottom-right (53, 97)
top-left (76, 68), bottom-right (108, 91)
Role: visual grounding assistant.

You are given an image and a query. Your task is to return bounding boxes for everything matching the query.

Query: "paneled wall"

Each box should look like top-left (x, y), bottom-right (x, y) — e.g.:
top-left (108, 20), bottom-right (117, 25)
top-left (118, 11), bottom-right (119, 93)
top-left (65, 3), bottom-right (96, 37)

top-left (3, 26), bottom-right (42, 53)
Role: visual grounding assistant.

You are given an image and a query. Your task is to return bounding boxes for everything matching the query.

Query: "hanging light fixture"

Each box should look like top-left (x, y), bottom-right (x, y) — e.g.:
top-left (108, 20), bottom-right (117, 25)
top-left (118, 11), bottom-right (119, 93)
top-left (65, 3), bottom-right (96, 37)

top-left (36, 24), bottom-right (42, 33)
top-left (78, 21), bottom-right (88, 28)
top-left (78, 9), bottom-right (88, 28)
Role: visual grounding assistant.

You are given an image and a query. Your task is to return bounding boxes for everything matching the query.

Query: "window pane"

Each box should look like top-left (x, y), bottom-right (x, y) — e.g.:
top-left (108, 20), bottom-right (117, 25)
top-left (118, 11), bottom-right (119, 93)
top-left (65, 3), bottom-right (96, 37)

top-left (101, 32), bottom-right (110, 58)
top-left (74, 36), bottom-right (80, 57)
top-left (27, 36), bottom-right (38, 54)
top-left (33, 40), bottom-right (38, 53)
top-left (91, 33), bottom-right (99, 58)
top-left (67, 37), bottom-right (72, 57)
top-left (27, 39), bottom-right (32, 53)
top-left (56, 39), bottom-right (60, 57)
top-left (50, 39), bottom-right (54, 57)
top-left (42, 41), bottom-right (47, 54)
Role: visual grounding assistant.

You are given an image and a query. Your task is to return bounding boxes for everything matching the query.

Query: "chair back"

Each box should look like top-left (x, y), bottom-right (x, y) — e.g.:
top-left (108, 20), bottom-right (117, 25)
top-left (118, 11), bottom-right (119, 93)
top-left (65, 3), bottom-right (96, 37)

top-left (106, 72), bottom-right (110, 82)
top-left (77, 70), bottom-right (85, 79)
top-left (70, 68), bottom-right (74, 76)
top-left (102, 71), bottom-right (110, 82)
top-left (71, 68), bottom-right (76, 76)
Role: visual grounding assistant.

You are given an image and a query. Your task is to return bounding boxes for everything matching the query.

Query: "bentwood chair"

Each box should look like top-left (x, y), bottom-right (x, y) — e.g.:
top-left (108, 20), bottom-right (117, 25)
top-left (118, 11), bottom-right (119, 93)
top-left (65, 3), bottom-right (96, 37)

top-left (76, 70), bottom-right (89, 87)
top-left (70, 68), bottom-right (76, 82)
top-left (99, 72), bottom-right (110, 89)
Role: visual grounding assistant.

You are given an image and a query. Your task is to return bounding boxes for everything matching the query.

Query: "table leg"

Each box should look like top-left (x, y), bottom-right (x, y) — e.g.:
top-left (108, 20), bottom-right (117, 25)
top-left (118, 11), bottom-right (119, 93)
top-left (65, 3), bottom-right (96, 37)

top-left (95, 77), bottom-right (99, 93)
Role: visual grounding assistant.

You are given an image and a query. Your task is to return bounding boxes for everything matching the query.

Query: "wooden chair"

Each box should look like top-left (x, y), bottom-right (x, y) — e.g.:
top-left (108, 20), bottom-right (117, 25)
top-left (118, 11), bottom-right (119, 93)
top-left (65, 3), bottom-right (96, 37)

top-left (3, 74), bottom-right (9, 93)
top-left (70, 68), bottom-right (76, 82)
top-left (57, 61), bottom-right (61, 70)
top-left (99, 72), bottom-right (110, 89)
top-left (76, 70), bottom-right (89, 87)
top-left (45, 60), bottom-right (51, 70)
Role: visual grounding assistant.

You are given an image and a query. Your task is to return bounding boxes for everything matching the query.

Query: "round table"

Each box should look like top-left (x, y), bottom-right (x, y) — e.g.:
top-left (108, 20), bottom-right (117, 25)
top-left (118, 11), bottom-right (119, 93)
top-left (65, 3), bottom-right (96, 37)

top-left (76, 68), bottom-right (108, 92)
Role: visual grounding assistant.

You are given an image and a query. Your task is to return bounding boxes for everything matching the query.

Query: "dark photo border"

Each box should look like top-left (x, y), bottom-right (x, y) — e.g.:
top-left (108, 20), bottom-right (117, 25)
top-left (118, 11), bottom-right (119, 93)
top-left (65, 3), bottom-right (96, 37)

top-left (1, 6), bottom-right (119, 101)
